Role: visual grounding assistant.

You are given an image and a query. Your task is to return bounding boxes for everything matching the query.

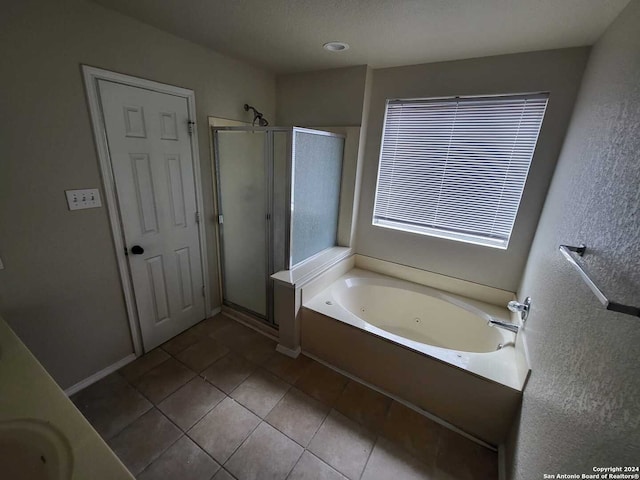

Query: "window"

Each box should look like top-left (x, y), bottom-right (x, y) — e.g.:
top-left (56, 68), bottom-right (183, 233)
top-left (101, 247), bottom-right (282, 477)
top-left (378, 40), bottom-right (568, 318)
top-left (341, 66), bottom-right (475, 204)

top-left (373, 93), bottom-right (549, 249)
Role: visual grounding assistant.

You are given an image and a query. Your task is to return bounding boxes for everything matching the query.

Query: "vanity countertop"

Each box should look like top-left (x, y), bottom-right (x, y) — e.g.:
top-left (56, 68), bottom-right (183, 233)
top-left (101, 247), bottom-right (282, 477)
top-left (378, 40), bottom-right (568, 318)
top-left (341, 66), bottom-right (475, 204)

top-left (0, 316), bottom-right (135, 479)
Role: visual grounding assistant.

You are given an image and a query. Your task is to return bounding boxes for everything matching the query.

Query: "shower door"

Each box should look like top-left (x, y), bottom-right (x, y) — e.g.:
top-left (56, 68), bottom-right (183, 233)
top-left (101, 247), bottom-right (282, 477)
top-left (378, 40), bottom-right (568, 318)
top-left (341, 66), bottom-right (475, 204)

top-left (215, 129), bottom-right (268, 319)
top-left (213, 128), bottom-right (289, 323)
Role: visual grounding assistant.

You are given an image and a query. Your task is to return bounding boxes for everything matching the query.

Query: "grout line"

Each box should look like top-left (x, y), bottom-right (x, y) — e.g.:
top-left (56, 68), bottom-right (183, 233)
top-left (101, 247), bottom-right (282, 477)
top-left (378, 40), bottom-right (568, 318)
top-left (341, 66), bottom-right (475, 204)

top-left (219, 399), bottom-right (264, 469)
top-left (228, 369), bottom-right (292, 420)
top-left (358, 434), bottom-right (380, 480)
top-left (126, 349), bottom-right (236, 473)
top-left (215, 467), bottom-right (239, 480)
top-left (282, 449), bottom-right (304, 480)
top-left (303, 406), bottom-right (332, 452)
top-left (262, 388), bottom-right (328, 450)
top-left (132, 409), bottom-right (186, 476)
top-left (284, 450), bottom-right (305, 480)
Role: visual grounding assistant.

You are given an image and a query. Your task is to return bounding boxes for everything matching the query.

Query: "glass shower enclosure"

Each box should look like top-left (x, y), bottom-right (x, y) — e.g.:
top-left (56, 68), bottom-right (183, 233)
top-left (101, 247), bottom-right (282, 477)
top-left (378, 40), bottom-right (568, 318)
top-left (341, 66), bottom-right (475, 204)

top-left (212, 126), bottom-right (345, 325)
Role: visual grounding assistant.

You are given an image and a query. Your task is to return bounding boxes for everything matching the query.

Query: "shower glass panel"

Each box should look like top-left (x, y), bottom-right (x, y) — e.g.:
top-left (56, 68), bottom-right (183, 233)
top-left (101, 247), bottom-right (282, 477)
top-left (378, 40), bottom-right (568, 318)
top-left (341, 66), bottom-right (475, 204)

top-left (213, 126), bottom-right (344, 326)
top-left (291, 130), bottom-right (345, 266)
top-left (215, 130), bottom-right (268, 318)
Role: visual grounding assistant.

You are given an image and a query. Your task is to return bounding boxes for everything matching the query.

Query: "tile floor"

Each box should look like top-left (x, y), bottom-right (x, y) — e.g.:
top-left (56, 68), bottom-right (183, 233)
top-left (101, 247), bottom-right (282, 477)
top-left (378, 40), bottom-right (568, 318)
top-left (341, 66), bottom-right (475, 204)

top-left (72, 314), bottom-right (497, 480)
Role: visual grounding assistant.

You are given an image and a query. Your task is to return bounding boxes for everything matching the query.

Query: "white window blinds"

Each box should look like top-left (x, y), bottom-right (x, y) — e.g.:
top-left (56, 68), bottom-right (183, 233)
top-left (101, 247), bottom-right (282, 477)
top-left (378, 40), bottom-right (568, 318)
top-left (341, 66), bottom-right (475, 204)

top-left (373, 93), bottom-right (549, 249)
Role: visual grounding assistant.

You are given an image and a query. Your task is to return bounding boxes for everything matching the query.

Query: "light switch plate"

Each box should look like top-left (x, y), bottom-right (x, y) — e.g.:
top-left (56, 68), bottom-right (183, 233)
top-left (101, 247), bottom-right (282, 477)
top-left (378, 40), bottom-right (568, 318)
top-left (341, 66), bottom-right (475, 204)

top-left (65, 189), bottom-right (102, 211)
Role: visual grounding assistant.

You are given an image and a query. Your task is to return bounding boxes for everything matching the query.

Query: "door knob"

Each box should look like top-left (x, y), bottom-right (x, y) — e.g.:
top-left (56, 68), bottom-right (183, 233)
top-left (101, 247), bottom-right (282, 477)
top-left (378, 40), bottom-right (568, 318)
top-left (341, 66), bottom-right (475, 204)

top-left (130, 245), bottom-right (145, 255)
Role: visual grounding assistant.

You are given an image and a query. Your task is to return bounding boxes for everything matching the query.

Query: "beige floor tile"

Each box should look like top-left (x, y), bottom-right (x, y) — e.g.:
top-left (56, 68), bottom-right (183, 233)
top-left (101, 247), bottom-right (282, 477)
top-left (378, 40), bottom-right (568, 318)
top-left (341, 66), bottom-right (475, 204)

top-left (158, 376), bottom-right (225, 430)
top-left (265, 388), bottom-right (329, 446)
top-left (231, 369), bottom-right (290, 418)
top-left (225, 422), bottom-right (303, 480)
top-left (263, 352), bottom-right (314, 384)
top-left (201, 351), bottom-right (257, 394)
top-left (295, 362), bottom-right (349, 407)
top-left (211, 320), bottom-right (276, 362)
top-left (287, 451), bottom-right (348, 480)
top-left (361, 437), bottom-right (435, 480)
top-left (107, 408), bottom-right (181, 475)
top-left (176, 336), bottom-right (230, 372)
top-left (381, 401), bottom-right (441, 462)
top-left (133, 357), bottom-right (196, 404)
top-left (233, 330), bottom-right (277, 364)
top-left (211, 320), bottom-right (257, 348)
top-left (119, 349), bottom-right (170, 383)
top-left (308, 410), bottom-right (376, 480)
top-left (137, 435), bottom-right (220, 480)
top-left (192, 314), bottom-right (236, 337)
top-left (188, 397), bottom-right (260, 464)
top-left (435, 428), bottom-right (497, 480)
top-left (334, 381), bottom-right (391, 433)
top-left (71, 373), bottom-right (151, 440)
top-left (161, 326), bottom-right (205, 356)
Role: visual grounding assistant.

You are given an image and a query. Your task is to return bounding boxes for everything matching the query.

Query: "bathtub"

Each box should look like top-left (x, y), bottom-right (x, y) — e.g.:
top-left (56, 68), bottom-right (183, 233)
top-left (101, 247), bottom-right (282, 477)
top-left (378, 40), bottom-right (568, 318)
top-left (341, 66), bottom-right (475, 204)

top-left (301, 268), bottom-right (529, 444)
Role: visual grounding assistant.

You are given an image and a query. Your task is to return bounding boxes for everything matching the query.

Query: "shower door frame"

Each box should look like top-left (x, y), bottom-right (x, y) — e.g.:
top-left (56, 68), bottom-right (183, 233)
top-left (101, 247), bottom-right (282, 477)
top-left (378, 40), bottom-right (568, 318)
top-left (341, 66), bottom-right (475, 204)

top-left (212, 126), bottom-right (292, 325)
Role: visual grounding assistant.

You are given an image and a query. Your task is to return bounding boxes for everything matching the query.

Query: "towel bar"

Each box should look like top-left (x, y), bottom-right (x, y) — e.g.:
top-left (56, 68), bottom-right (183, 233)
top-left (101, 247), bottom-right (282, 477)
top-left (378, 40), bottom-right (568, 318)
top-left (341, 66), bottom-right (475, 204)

top-left (559, 244), bottom-right (640, 318)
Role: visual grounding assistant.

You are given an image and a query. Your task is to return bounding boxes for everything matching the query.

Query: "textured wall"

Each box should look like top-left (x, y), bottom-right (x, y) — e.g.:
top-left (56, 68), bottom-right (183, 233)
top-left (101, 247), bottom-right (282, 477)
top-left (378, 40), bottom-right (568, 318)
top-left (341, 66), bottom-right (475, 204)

top-left (506, 0), bottom-right (640, 476)
top-left (356, 48), bottom-right (589, 291)
top-left (275, 65), bottom-right (368, 126)
top-left (0, 0), bottom-right (275, 388)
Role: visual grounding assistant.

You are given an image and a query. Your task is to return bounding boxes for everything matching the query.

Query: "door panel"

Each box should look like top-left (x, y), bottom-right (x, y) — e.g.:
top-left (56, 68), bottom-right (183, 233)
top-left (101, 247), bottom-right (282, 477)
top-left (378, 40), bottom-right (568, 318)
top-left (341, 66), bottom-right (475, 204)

top-left (216, 130), bottom-right (268, 318)
top-left (98, 80), bottom-right (205, 350)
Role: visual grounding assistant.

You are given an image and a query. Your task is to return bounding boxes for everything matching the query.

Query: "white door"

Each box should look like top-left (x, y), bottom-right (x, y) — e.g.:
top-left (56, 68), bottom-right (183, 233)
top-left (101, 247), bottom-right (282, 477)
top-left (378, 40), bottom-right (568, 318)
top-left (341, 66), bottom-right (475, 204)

top-left (98, 80), bottom-right (206, 351)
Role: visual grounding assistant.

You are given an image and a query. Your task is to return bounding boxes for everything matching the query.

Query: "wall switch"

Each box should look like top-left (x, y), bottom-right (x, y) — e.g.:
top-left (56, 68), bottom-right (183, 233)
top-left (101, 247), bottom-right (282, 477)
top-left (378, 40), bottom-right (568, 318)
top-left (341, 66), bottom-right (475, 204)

top-left (65, 188), bottom-right (102, 211)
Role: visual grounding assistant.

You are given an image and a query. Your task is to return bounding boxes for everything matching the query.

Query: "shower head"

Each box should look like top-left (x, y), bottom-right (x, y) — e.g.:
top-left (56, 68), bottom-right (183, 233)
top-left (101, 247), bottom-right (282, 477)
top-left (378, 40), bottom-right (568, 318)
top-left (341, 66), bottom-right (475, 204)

top-left (244, 103), bottom-right (269, 127)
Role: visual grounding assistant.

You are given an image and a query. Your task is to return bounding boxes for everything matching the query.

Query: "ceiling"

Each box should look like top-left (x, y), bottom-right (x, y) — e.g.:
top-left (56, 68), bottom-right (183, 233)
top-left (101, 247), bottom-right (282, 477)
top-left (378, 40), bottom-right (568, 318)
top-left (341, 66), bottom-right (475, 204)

top-left (91, 0), bottom-right (630, 74)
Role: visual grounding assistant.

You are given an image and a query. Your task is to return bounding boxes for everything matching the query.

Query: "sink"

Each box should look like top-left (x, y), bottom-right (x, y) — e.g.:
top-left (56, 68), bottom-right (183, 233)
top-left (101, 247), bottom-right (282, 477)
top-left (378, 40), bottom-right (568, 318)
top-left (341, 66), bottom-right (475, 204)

top-left (0, 419), bottom-right (73, 480)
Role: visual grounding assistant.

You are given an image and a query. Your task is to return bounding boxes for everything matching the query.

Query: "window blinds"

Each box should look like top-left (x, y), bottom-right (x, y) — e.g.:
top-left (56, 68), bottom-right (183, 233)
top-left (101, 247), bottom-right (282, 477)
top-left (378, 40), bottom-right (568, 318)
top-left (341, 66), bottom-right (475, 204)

top-left (373, 93), bottom-right (549, 249)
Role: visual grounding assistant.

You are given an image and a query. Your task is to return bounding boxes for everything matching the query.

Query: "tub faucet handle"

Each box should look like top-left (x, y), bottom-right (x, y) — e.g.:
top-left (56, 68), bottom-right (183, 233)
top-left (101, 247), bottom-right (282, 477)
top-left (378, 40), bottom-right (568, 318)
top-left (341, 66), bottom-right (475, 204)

top-left (507, 297), bottom-right (531, 321)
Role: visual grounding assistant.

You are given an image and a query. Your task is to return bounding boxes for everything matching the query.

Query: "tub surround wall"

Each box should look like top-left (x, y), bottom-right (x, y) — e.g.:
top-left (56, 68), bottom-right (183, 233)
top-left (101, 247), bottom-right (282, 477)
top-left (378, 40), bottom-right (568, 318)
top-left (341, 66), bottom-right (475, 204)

top-left (0, 0), bottom-right (275, 389)
top-left (315, 127), bottom-right (362, 247)
top-left (355, 255), bottom-right (515, 307)
top-left (356, 47), bottom-right (590, 292)
top-left (506, 0), bottom-right (640, 476)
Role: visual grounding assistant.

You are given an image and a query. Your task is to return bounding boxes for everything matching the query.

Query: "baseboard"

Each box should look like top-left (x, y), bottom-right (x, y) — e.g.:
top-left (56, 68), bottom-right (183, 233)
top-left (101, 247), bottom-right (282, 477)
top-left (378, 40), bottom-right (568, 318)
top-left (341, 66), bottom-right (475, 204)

top-left (64, 353), bottom-right (137, 397)
top-left (276, 344), bottom-right (301, 358)
top-left (209, 306), bottom-right (222, 317)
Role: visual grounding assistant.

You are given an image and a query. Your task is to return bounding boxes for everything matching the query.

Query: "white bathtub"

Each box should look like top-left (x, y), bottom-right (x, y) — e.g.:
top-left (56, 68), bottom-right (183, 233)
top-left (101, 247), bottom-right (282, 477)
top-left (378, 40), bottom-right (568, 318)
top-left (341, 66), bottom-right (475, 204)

top-left (303, 268), bottom-right (528, 392)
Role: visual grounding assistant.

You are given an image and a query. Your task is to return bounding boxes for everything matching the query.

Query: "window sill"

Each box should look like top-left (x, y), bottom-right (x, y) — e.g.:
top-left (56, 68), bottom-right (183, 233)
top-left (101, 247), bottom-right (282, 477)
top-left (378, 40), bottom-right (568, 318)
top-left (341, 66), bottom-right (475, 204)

top-left (372, 219), bottom-right (509, 250)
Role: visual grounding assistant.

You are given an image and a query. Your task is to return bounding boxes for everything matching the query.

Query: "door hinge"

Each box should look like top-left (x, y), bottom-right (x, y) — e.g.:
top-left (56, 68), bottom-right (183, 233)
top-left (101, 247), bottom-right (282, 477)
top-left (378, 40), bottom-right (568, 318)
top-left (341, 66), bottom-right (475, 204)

top-left (187, 120), bottom-right (195, 135)
top-left (195, 211), bottom-right (201, 223)
top-left (218, 214), bottom-right (224, 224)
top-left (202, 285), bottom-right (206, 297)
